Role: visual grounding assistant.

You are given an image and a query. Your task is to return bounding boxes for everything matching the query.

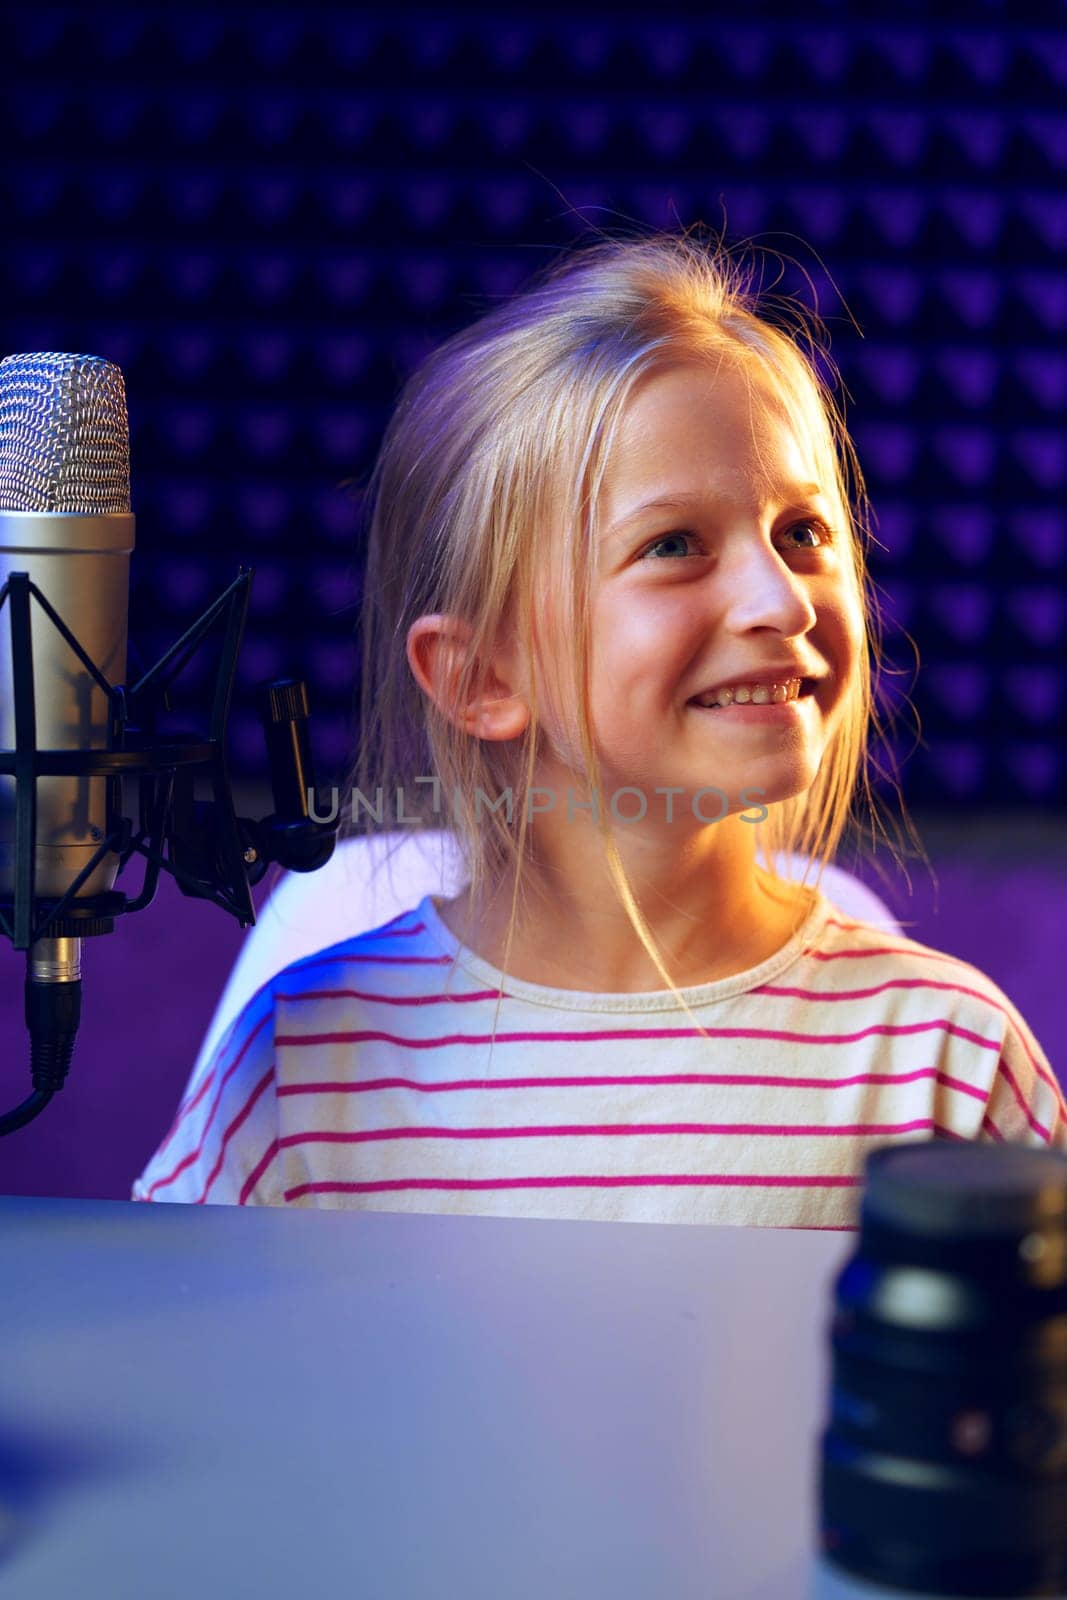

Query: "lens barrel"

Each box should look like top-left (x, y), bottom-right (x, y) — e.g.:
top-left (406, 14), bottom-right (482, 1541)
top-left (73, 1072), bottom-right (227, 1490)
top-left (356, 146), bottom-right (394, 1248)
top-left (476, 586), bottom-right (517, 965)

top-left (818, 1139), bottom-right (1067, 1598)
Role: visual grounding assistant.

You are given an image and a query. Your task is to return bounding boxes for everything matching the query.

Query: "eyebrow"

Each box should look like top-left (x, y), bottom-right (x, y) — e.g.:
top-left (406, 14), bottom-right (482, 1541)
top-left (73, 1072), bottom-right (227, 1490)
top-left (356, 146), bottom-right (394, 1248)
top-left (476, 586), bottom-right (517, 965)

top-left (606, 484), bottom-right (826, 538)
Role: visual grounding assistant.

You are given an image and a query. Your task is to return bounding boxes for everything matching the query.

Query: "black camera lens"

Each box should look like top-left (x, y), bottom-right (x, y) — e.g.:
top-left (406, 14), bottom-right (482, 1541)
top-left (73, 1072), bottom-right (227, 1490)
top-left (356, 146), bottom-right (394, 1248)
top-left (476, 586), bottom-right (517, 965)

top-left (818, 1138), bottom-right (1067, 1598)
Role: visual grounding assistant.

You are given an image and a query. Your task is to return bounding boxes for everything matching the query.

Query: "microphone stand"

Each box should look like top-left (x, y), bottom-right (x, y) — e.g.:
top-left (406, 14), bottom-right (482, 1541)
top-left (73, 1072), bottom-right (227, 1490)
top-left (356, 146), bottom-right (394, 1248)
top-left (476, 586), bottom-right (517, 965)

top-left (0, 565), bottom-right (338, 1136)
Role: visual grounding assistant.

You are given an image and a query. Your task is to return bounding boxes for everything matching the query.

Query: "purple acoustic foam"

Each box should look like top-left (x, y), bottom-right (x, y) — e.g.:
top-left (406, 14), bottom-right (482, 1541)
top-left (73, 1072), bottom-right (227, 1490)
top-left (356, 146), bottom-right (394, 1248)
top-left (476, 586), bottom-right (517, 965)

top-left (856, 349), bottom-right (920, 406)
top-left (90, 89), bottom-right (142, 144)
top-left (316, 716), bottom-right (355, 770)
top-left (168, 97), bottom-right (224, 147)
top-left (248, 177), bottom-right (297, 226)
top-left (1012, 430), bottom-right (1065, 490)
top-left (718, 29), bottom-right (772, 80)
top-left (1003, 745), bottom-right (1059, 799)
top-left (166, 253), bottom-right (217, 302)
top-left (247, 256), bottom-right (295, 306)
top-left (90, 249), bottom-right (140, 299)
top-left (1002, 668), bottom-right (1064, 724)
top-left (170, 18), bottom-right (225, 66)
top-left (313, 335), bottom-right (370, 386)
top-left (162, 332), bottom-right (215, 380)
top-left (941, 191), bottom-right (1004, 250)
top-left (92, 328), bottom-right (139, 371)
top-left (489, 25), bottom-right (535, 70)
top-left (246, 564), bottom-right (287, 615)
top-left (944, 111), bottom-right (1004, 168)
top-left (639, 25), bottom-right (687, 77)
top-left (868, 27), bottom-right (930, 84)
top-left (565, 23), bottom-right (612, 72)
top-left (316, 413), bottom-right (367, 467)
top-left (162, 561), bottom-right (213, 609)
top-left (169, 173), bottom-right (220, 221)
top-left (855, 423), bottom-right (919, 482)
top-left (935, 350), bottom-right (999, 408)
top-left (927, 665), bottom-right (989, 721)
top-left (310, 642), bottom-right (356, 686)
top-left (790, 109), bottom-right (847, 162)
top-left (933, 427), bottom-right (996, 488)
top-left (868, 192), bottom-right (925, 248)
top-left (313, 489), bottom-right (357, 544)
top-left (321, 19), bottom-right (375, 70)
top-left (317, 250), bottom-right (372, 300)
top-left (1022, 113), bottom-right (1067, 170)
top-left (473, 259), bottom-right (527, 298)
top-left (927, 741), bottom-right (985, 799)
top-left (872, 504), bottom-right (915, 560)
top-left (948, 30), bottom-right (1006, 87)
top-left (1006, 589), bottom-right (1065, 647)
top-left (411, 23), bottom-right (456, 69)
top-left (867, 110), bottom-right (925, 164)
top-left (1016, 272), bottom-right (1066, 332)
top-left (246, 18), bottom-right (303, 69)
top-left (932, 506), bottom-right (994, 567)
top-left (167, 407), bottom-right (213, 459)
top-left (717, 109), bottom-right (771, 160)
top-left (479, 183), bottom-right (527, 230)
top-left (938, 270), bottom-right (1001, 329)
top-left (400, 259), bottom-right (450, 309)
top-left (407, 182), bottom-right (450, 227)
top-left (798, 29), bottom-right (849, 83)
top-left (323, 107), bottom-right (375, 153)
top-left (97, 175), bottom-right (140, 220)
top-left (232, 711), bottom-right (267, 766)
top-left (12, 175), bottom-right (63, 219)
top-left (784, 187), bottom-right (845, 242)
top-left (311, 567), bottom-right (359, 616)
top-left (236, 487), bottom-right (289, 539)
top-left (239, 638), bottom-right (285, 684)
top-left (411, 104), bottom-right (452, 151)
top-left (637, 108), bottom-right (689, 158)
top-left (1009, 511), bottom-right (1065, 568)
top-left (875, 578), bottom-right (914, 631)
top-left (1013, 353), bottom-right (1067, 410)
top-left (861, 268), bottom-right (921, 325)
top-left (239, 412), bottom-right (292, 460)
top-left (931, 585), bottom-right (993, 644)
top-left (484, 106), bottom-right (532, 151)
top-left (238, 334), bottom-right (295, 384)
top-left (18, 247), bottom-right (61, 292)
top-left (1018, 195), bottom-right (1067, 252)
top-left (168, 487), bottom-right (212, 537)
top-left (10, 14), bottom-right (66, 61)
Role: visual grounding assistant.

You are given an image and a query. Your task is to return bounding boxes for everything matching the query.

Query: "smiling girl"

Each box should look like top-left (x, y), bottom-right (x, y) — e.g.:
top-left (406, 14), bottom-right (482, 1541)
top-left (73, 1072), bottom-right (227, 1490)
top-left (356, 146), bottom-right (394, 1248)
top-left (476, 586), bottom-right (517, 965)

top-left (133, 230), bottom-right (1067, 1223)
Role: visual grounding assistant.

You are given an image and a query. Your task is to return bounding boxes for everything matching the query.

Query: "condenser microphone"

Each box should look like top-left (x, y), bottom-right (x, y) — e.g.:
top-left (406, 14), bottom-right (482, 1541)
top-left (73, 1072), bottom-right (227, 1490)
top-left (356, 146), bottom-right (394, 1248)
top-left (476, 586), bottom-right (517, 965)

top-left (0, 351), bottom-right (134, 903)
top-left (0, 350), bottom-right (335, 1137)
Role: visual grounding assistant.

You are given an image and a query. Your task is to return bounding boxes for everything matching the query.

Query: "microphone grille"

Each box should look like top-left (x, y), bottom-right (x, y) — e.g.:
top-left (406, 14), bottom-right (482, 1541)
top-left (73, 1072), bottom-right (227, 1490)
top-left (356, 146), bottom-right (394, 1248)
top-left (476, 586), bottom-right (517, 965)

top-left (0, 352), bottom-right (131, 513)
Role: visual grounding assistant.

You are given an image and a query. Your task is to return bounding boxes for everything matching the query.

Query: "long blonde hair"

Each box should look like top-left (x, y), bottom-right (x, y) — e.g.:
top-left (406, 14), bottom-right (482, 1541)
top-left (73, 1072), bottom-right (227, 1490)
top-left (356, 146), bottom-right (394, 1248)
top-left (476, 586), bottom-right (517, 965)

top-left (333, 227), bottom-right (922, 1041)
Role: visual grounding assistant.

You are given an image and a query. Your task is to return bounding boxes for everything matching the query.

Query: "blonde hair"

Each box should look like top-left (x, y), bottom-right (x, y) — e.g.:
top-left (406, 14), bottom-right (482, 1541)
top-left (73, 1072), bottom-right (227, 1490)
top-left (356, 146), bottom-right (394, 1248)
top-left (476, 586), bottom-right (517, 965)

top-left (331, 226), bottom-right (921, 1047)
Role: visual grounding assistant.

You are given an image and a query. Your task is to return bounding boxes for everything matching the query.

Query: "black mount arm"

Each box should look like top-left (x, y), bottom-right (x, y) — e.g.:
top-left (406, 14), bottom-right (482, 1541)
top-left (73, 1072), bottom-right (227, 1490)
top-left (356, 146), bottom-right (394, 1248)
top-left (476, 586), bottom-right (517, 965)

top-left (0, 565), bottom-right (340, 1135)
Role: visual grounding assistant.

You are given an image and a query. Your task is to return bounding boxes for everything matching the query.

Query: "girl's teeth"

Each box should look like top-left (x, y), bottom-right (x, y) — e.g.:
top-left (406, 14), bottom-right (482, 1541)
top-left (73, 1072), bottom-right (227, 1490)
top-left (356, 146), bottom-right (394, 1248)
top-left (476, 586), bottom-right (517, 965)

top-left (693, 678), bottom-right (802, 709)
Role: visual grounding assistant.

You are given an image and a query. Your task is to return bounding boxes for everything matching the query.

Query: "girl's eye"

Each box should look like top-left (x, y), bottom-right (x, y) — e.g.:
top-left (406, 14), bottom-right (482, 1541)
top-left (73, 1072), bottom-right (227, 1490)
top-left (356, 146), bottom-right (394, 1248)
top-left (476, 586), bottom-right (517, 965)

top-left (639, 519), bottom-right (835, 561)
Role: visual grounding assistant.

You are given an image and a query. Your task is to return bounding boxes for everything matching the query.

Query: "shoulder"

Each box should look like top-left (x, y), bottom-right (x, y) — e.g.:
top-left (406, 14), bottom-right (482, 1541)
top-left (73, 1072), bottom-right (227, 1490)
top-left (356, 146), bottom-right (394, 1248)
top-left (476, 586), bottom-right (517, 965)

top-left (810, 900), bottom-right (1032, 1032)
top-left (269, 895), bottom-right (457, 1001)
top-left (808, 902), bottom-right (1067, 1148)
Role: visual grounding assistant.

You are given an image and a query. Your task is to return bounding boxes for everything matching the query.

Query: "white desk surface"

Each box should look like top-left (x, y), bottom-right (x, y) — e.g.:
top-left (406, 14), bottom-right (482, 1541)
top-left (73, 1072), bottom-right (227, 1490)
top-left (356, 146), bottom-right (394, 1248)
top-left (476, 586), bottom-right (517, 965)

top-left (0, 1196), bottom-right (858, 1600)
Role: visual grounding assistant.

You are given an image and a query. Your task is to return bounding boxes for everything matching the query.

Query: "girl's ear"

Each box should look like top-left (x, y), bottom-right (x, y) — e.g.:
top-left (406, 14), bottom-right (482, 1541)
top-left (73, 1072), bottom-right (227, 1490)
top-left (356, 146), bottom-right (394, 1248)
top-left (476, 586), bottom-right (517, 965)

top-left (406, 614), bottom-right (530, 741)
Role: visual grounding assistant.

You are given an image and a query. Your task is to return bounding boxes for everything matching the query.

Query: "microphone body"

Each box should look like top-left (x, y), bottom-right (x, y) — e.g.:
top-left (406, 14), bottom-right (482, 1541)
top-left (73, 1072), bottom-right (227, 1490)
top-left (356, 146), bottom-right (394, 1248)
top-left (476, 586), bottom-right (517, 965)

top-left (0, 506), bottom-right (133, 901)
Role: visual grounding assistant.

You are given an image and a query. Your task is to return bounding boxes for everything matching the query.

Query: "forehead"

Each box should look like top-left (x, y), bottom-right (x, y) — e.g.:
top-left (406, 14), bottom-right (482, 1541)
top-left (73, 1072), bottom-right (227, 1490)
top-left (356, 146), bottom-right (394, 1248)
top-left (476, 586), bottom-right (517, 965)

top-left (604, 358), bottom-right (815, 503)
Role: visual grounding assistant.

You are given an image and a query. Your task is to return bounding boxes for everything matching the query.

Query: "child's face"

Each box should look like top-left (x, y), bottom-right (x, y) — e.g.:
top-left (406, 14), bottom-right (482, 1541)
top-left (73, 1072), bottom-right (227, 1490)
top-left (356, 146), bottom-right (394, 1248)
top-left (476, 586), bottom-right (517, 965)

top-left (532, 357), bottom-right (864, 828)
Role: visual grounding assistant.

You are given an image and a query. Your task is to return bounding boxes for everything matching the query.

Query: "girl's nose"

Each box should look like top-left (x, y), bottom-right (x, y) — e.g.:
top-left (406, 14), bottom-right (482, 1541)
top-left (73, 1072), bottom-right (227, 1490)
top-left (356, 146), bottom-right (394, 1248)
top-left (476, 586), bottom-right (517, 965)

top-left (714, 543), bottom-right (819, 635)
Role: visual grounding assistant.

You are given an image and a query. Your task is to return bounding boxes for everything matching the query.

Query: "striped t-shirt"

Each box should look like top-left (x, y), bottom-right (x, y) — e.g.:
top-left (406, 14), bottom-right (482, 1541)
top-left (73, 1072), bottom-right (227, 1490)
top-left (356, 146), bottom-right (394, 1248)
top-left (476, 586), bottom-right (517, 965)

top-left (131, 889), bottom-right (1067, 1228)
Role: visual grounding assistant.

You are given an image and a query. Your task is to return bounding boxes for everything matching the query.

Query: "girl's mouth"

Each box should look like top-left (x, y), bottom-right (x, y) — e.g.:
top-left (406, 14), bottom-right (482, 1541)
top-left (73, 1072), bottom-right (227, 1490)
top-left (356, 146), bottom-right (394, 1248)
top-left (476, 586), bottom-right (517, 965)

top-left (687, 679), bottom-right (818, 713)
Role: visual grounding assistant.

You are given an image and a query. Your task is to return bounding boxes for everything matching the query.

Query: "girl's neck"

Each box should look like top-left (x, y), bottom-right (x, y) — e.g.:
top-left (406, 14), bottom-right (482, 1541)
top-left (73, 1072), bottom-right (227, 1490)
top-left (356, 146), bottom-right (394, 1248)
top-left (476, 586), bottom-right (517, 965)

top-left (436, 871), bottom-right (815, 994)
